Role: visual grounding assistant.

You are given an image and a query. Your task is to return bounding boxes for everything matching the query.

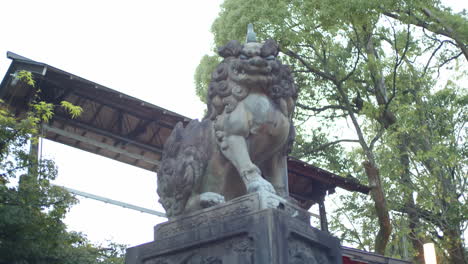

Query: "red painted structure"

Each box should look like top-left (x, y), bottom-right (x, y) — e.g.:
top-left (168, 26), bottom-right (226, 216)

top-left (343, 256), bottom-right (366, 264)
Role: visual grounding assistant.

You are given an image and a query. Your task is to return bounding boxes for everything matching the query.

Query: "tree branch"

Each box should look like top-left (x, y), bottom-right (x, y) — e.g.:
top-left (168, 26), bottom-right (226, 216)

top-left (392, 205), bottom-right (445, 228)
top-left (437, 51), bottom-right (463, 69)
top-left (423, 39), bottom-right (450, 76)
top-left (383, 9), bottom-right (468, 61)
top-left (338, 50), bottom-right (361, 84)
top-left (310, 139), bottom-right (360, 153)
top-left (370, 126), bottom-right (385, 151)
top-left (296, 102), bottom-right (347, 112)
top-left (386, 21), bottom-right (411, 109)
top-left (281, 47), bottom-right (336, 81)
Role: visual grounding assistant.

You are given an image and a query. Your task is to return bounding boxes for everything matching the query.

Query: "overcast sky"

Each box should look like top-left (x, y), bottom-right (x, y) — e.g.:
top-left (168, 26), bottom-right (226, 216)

top-left (0, 0), bottom-right (222, 247)
top-left (0, 0), bottom-right (465, 249)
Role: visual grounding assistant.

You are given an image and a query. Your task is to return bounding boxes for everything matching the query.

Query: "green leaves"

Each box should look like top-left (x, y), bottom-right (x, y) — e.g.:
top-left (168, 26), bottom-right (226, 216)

top-left (194, 55), bottom-right (221, 103)
top-left (30, 98), bottom-right (83, 123)
top-left (16, 70), bottom-right (36, 87)
top-left (60, 101), bottom-right (83, 119)
top-left (1, 77), bottom-right (124, 263)
top-left (32, 101), bottom-right (54, 122)
top-left (202, 0), bottom-right (467, 261)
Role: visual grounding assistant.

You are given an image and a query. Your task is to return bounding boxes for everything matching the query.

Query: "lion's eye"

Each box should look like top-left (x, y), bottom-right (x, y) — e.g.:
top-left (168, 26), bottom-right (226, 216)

top-left (239, 54), bottom-right (248, 60)
top-left (265, 55), bottom-right (275, 60)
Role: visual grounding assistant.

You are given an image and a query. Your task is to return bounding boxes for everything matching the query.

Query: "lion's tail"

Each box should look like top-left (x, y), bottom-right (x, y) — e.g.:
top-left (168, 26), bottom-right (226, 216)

top-left (157, 120), bottom-right (213, 218)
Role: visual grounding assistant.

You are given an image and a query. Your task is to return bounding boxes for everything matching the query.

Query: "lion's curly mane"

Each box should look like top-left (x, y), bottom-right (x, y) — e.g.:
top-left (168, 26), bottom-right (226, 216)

top-left (205, 39), bottom-right (298, 121)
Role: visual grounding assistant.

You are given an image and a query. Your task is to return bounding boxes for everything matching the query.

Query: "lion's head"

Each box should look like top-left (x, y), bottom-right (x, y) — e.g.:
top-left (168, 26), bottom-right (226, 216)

top-left (205, 39), bottom-right (297, 120)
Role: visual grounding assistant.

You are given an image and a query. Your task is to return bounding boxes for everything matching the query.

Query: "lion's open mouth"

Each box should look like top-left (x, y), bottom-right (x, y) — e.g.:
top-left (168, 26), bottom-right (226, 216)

top-left (231, 62), bottom-right (272, 82)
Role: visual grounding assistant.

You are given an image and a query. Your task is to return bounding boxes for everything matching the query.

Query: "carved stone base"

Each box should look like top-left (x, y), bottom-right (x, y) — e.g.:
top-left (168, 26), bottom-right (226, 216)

top-left (126, 193), bottom-right (342, 264)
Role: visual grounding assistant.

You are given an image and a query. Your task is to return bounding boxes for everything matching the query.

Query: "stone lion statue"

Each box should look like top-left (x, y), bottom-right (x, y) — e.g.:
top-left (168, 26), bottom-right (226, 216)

top-left (157, 28), bottom-right (297, 218)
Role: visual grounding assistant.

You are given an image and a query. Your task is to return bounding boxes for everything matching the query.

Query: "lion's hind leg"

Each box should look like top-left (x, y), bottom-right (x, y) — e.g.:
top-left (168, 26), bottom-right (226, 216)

top-left (200, 192), bottom-right (225, 207)
top-left (185, 192), bottom-right (225, 213)
top-left (260, 153), bottom-right (289, 198)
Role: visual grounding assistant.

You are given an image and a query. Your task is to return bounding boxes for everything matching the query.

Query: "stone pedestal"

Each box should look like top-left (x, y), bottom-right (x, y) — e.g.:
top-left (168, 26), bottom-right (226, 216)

top-left (126, 192), bottom-right (342, 264)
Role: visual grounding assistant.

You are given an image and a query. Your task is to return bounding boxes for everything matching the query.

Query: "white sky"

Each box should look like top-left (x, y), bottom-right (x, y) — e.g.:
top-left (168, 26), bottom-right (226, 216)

top-left (0, 0), bottom-right (465, 250)
top-left (0, 0), bottom-right (222, 247)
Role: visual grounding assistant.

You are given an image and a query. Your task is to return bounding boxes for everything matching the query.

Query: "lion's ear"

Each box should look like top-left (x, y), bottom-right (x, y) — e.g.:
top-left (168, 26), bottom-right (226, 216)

top-left (261, 39), bottom-right (279, 57)
top-left (218, 40), bottom-right (242, 58)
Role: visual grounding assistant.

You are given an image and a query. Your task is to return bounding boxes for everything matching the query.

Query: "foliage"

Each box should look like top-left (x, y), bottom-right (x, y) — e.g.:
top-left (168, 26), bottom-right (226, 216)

top-left (196, 0), bottom-right (467, 262)
top-left (382, 87), bottom-right (467, 259)
top-left (194, 55), bottom-right (221, 103)
top-left (60, 101), bottom-right (83, 119)
top-left (332, 86), bottom-right (467, 259)
top-left (0, 73), bottom-right (124, 263)
top-left (59, 236), bottom-right (126, 264)
top-left (16, 70), bottom-right (36, 87)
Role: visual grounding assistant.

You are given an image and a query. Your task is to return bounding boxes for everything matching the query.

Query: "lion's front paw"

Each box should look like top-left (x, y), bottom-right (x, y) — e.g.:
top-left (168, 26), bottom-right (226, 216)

top-left (200, 192), bottom-right (225, 208)
top-left (247, 178), bottom-right (276, 194)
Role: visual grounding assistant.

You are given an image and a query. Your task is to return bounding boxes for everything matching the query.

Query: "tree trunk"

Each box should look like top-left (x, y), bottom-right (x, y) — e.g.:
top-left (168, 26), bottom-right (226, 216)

top-left (363, 161), bottom-right (392, 254)
top-left (405, 201), bottom-right (425, 263)
top-left (360, 32), bottom-right (393, 254)
top-left (334, 77), bottom-right (392, 254)
top-left (397, 136), bottom-right (425, 264)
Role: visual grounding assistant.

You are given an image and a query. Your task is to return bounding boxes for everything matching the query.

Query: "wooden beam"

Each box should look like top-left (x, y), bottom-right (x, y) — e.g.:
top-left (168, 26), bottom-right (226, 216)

top-left (52, 115), bottom-right (163, 154)
top-left (42, 124), bottom-right (160, 166)
top-left (319, 199), bottom-right (329, 232)
top-left (71, 89), bottom-right (178, 130)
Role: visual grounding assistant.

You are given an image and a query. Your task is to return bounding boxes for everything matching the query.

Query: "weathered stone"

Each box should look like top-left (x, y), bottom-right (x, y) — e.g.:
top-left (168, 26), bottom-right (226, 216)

top-left (130, 26), bottom-right (343, 264)
top-left (153, 192), bottom-right (310, 240)
top-left (157, 25), bottom-right (298, 219)
top-left (126, 193), bottom-right (342, 264)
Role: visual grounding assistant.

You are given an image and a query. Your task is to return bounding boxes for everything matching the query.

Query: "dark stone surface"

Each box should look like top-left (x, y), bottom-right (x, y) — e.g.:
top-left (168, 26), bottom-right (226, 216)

top-left (126, 193), bottom-right (342, 264)
top-left (158, 31), bottom-right (299, 219)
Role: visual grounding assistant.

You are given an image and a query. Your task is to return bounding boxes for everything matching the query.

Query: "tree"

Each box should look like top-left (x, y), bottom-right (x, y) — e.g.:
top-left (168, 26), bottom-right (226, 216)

top-left (195, 0), bottom-right (467, 262)
top-left (331, 86), bottom-right (467, 262)
top-left (379, 86), bottom-right (467, 263)
top-left (0, 71), bottom-right (125, 264)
